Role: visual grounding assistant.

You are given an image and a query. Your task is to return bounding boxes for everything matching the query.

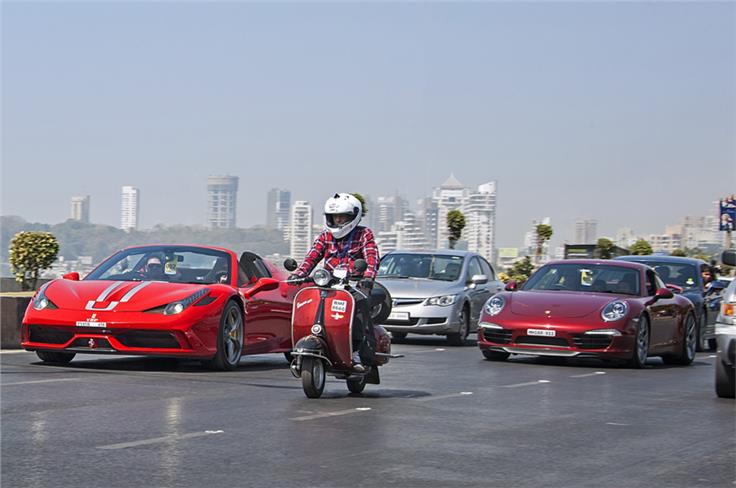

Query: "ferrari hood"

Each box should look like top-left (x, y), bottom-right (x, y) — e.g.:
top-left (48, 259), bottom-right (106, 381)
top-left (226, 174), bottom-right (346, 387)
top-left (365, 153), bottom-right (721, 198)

top-left (509, 291), bottom-right (621, 319)
top-left (43, 279), bottom-right (209, 312)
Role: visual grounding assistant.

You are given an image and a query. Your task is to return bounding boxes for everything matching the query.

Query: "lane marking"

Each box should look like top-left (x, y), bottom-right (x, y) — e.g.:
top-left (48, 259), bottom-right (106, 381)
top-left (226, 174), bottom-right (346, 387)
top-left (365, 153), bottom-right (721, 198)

top-left (291, 407), bottom-right (372, 421)
top-left (0, 350), bottom-right (32, 355)
top-left (605, 422), bottom-right (629, 426)
top-left (409, 348), bottom-right (447, 354)
top-left (97, 430), bottom-right (224, 450)
top-left (708, 355), bottom-right (717, 358)
top-left (414, 391), bottom-right (473, 402)
top-left (2, 378), bottom-right (81, 386)
top-left (502, 380), bottom-right (550, 388)
top-left (570, 371), bottom-right (606, 378)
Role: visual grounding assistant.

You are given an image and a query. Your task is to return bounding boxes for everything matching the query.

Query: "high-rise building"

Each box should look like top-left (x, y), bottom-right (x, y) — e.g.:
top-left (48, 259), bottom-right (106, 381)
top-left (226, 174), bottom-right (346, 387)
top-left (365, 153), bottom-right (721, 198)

top-left (290, 201), bottom-right (313, 259)
top-left (463, 181), bottom-right (497, 262)
top-left (524, 217), bottom-right (552, 260)
top-left (615, 228), bottom-right (636, 248)
top-left (574, 218), bottom-right (598, 244)
top-left (433, 174), bottom-right (470, 248)
top-left (70, 195), bottom-right (90, 223)
top-left (374, 195), bottom-right (409, 233)
top-left (416, 197), bottom-right (439, 249)
top-left (207, 175), bottom-right (239, 229)
top-left (120, 186), bottom-right (140, 232)
top-left (266, 188), bottom-right (291, 231)
top-left (375, 211), bottom-right (427, 255)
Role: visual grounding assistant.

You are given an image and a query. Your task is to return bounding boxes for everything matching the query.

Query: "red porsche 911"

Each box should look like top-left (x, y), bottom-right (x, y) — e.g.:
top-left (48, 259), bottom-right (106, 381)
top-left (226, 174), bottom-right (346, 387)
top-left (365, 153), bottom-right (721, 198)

top-left (21, 245), bottom-right (295, 370)
top-left (477, 260), bottom-right (696, 368)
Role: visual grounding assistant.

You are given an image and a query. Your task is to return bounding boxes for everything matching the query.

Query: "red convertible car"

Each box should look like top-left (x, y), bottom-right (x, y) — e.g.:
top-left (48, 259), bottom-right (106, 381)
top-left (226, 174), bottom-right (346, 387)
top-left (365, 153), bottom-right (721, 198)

top-left (477, 260), bottom-right (696, 368)
top-left (21, 245), bottom-right (295, 370)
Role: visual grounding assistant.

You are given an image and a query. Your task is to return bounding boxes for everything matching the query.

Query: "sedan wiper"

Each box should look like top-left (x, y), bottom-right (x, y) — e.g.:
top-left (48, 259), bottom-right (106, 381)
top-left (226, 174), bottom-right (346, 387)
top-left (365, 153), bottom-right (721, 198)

top-left (378, 274), bottom-right (411, 279)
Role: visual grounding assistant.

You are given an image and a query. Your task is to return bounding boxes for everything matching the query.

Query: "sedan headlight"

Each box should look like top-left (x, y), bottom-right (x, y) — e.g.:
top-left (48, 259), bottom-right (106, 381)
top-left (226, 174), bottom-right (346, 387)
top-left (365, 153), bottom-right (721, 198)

top-left (163, 289), bottom-right (209, 316)
top-left (313, 269), bottom-right (332, 287)
top-left (484, 296), bottom-right (505, 316)
top-left (601, 301), bottom-right (628, 322)
top-left (32, 284), bottom-right (58, 311)
top-left (425, 294), bottom-right (457, 306)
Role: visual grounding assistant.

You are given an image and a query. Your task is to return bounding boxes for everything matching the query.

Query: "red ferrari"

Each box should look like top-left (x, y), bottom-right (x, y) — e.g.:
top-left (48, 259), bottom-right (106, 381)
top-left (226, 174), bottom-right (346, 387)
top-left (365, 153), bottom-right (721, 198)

top-left (21, 245), bottom-right (295, 370)
top-left (478, 260), bottom-right (697, 368)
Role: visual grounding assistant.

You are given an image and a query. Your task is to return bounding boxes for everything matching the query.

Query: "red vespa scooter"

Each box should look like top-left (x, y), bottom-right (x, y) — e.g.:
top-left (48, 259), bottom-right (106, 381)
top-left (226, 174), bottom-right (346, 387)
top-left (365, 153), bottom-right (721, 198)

top-left (284, 259), bottom-right (400, 398)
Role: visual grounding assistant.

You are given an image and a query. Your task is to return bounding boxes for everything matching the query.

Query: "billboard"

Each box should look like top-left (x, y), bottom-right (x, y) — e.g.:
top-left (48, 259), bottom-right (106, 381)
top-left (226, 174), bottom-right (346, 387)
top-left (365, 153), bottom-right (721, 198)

top-left (720, 195), bottom-right (736, 232)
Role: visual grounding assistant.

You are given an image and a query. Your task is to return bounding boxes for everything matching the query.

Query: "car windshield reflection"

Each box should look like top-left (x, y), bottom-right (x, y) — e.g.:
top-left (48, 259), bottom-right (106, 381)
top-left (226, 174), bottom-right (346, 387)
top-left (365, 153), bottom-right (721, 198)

top-left (378, 254), bottom-right (464, 282)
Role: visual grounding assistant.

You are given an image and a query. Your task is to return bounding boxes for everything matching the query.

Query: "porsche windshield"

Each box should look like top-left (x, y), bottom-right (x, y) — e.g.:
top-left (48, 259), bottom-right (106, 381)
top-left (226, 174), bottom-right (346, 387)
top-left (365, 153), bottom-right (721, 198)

top-left (86, 246), bottom-right (231, 284)
top-left (378, 254), bottom-right (464, 282)
top-left (523, 263), bottom-right (641, 296)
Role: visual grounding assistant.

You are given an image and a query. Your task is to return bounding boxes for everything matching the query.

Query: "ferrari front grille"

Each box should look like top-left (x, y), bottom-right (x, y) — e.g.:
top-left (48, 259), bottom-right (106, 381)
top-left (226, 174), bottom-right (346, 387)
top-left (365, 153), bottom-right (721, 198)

top-left (28, 326), bottom-right (73, 345)
top-left (115, 331), bottom-right (180, 349)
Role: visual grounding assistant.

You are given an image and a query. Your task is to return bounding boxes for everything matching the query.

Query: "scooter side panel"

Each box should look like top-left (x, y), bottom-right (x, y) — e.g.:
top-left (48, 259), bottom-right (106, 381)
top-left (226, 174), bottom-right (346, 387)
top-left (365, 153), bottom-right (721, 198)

top-left (323, 289), bottom-right (355, 368)
top-left (291, 288), bottom-right (324, 348)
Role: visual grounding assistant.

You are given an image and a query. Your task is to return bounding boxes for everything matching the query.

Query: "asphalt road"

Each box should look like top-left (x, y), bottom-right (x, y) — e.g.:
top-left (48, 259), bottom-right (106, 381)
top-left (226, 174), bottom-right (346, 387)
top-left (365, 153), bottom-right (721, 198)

top-left (2, 335), bottom-right (734, 488)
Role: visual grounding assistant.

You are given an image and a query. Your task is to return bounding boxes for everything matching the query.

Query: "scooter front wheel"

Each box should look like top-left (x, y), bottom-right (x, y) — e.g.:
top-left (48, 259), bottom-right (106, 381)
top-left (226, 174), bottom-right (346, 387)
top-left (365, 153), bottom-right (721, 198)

top-left (301, 356), bottom-right (326, 398)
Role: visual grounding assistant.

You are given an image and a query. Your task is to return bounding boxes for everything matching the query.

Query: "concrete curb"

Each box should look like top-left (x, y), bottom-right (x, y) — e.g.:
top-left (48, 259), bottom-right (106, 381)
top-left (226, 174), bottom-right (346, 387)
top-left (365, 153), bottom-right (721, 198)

top-left (1, 297), bottom-right (31, 349)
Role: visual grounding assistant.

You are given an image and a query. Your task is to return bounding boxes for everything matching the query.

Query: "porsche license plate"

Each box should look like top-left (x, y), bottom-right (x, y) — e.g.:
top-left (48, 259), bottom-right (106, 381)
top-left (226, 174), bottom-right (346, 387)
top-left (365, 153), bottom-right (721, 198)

top-left (76, 321), bottom-right (107, 328)
top-left (527, 328), bottom-right (555, 337)
top-left (388, 311), bottom-right (410, 322)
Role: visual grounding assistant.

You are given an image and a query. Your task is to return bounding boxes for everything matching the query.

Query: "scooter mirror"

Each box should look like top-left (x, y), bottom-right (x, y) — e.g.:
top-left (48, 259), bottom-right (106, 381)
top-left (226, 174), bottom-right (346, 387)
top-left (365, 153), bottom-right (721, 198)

top-left (284, 258), bottom-right (298, 272)
top-left (354, 259), bottom-right (368, 274)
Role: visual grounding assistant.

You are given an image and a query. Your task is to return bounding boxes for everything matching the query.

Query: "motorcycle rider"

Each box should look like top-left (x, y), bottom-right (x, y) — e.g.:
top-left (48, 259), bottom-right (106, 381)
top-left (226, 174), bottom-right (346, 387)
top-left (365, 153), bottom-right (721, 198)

top-left (289, 193), bottom-right (379, 372)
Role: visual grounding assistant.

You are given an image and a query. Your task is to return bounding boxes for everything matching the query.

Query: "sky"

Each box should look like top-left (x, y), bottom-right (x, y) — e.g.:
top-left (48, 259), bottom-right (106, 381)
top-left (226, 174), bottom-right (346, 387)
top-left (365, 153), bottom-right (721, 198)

top-left (2, 1), bottom-right (734, 249)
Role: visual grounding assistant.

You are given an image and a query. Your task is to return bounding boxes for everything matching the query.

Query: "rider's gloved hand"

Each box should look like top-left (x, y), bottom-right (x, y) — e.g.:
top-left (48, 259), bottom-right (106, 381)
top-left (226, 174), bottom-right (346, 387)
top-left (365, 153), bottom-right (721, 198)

top-left (287, 274), bottom-right (302, 283)
top-left (358, 278), bottom-right (374, 291)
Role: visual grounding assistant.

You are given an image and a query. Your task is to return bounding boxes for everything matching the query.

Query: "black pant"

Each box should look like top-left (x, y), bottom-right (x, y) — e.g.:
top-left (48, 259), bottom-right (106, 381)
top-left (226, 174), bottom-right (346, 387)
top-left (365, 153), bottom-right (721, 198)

top-left (350, 287), bottom-right (375, 360)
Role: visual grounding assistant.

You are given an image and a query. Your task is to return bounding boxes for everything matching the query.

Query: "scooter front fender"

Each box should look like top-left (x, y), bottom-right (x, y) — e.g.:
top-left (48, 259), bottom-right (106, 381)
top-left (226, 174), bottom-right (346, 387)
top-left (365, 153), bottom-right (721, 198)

top-left (293, 335), bottom-right (332, 366)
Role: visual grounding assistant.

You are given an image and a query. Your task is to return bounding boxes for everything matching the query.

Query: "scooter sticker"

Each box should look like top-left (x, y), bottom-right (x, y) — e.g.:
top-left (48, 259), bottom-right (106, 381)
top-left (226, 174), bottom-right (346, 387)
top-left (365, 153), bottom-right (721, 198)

top-left (331, 299), bottom-right (347, 313)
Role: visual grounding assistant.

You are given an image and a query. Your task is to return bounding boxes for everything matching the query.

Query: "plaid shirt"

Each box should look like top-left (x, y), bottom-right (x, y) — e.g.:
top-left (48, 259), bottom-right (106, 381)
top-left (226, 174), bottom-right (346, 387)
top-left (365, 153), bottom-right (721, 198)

top-left (295, 226), bottom-right (379, 279)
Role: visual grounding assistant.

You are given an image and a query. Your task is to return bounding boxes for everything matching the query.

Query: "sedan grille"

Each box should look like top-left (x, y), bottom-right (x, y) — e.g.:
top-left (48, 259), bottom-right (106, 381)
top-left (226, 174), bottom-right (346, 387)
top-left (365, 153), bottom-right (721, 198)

top-left (482, 329), bottom-right (512, 344)
top-left (516, 336), bottom-right (569, 347)
top-left (385, 318), bottom-right (420, 326)
top-left (573, 335), bottom-right (613, 349)
top-left (392, 299), bottom-right (424, 307)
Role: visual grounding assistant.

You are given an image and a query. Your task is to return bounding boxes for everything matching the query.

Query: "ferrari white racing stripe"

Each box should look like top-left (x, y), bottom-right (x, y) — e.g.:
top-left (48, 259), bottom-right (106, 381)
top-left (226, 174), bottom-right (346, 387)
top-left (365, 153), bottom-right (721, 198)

top-left (120, 281), bottom-right (152, 302)
top-left (96, 281), bottom-right (125, 302)
top-left (97, 430), bottom-right (224, 450)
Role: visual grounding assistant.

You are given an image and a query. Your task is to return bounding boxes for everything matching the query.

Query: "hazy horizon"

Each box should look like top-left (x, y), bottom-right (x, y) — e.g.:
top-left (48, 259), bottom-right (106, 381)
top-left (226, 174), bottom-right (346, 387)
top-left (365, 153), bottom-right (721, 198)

top-left (2, 2), bottom-right (734, 249)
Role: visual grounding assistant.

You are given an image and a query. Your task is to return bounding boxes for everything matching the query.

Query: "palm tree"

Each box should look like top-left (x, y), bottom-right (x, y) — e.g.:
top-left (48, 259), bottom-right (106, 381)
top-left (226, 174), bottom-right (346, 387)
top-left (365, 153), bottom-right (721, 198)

top-left (535, 224), bottom-right (553, 265)
top-left (447, 210), bottom-right (466, 249)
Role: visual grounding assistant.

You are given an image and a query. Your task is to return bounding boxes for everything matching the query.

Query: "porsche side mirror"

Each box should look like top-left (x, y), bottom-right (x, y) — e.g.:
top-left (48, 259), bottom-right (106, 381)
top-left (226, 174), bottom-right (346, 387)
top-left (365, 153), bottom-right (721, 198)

top-left (283, 258), bottom-right (298, 272)
top-left (722, 250), bottom-right (736, 267)
top-left (654, 287), bottom-right (674, 300)
top-left (63, 272), bottom-right (80, 281)
top-left (505, 280), bottom-right (518, 292)
top-left (665, 283), bottom-right (683, 294)
top-left (243, 277), bottom-right (279, 299)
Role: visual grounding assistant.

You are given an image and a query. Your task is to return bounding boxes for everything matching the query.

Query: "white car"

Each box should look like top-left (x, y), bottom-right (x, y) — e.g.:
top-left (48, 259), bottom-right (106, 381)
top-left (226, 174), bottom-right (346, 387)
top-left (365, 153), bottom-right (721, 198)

top-left (715, 250), bottom-right (736, 398)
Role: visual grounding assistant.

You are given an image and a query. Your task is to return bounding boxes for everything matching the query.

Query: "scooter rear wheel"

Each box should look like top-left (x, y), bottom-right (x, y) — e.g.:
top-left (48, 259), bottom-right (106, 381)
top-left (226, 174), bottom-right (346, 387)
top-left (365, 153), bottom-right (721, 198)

top-left (301, 357), bottom-right (326, 398)
top-left (346, 375), bottom-right (367, 394)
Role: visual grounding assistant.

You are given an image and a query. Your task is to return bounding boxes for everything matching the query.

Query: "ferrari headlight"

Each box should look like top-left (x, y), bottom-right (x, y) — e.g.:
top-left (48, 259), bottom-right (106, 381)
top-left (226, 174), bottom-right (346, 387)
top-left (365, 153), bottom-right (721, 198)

top-left (425, 294), bottom-right (457, 306)
top-left (601, 301), bottom-right (628, 322)
top-left (163, 289), bottom-right (209, 316)
top-left (484, 296), bottom-right (505, 316)
top-left (313, 269), bottom-right (332, 287)
top-left (32, 284), bottom-right (58, 311)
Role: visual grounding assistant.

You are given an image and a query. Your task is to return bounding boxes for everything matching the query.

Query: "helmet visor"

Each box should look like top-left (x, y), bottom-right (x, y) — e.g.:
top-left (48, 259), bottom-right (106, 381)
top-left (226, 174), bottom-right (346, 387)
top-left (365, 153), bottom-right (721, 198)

top-left (325, 212), bottom-right (354, 228)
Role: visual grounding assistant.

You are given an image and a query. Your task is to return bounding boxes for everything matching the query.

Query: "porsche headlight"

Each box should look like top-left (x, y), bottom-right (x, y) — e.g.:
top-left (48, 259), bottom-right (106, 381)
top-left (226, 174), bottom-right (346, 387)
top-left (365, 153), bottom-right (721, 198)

top-left (32, 284), bottom-right (58, 311)
top-left (425, 294), bottom-right (457, 306)
top-left (484, 296), bottom-right (505, 316)
top-left (313, 269), bottom-right (332, 287)
top-left (601, 301), bottom-right (628, 322)
top-left (163, 289), bottom-right (209, 316)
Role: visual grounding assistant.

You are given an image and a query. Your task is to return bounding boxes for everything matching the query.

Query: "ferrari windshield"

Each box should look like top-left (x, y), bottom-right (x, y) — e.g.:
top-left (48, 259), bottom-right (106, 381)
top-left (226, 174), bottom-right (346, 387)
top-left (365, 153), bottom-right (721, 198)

top-left (523, 263), bottom-right (641, 296)
top-left (85, 246), bottom-right (231, 284)
top-left (378, 254), bottom-right (464, 282)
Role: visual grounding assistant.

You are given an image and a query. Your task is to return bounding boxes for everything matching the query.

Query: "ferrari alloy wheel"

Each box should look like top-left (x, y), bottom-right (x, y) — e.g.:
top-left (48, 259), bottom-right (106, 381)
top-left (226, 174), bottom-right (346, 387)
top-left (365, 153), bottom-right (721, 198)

top-left (301, 356), bottom-right (326, 398)
top-left (482, 349), bottom-right (510, 361)
top-left (203, 301), bottom-right (243, 371)
top-left (36, 351), bottom-right (75, 364)
top-left (629, 316), bottom-right (649, 369)
top-left (346, 375), bottom-right (367, 394)
top-left (447, 306), bottom-right (470, 347)
top-left (715, 358), bottom-right (735, 398)
top-left (696, 309), bottom-right (706, 352)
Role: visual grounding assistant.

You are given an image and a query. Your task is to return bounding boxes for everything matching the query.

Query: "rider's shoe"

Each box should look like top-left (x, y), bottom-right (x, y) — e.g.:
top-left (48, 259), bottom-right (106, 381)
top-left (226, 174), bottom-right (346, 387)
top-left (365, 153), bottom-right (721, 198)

top-left (352, 351), bottom-right (365, 372)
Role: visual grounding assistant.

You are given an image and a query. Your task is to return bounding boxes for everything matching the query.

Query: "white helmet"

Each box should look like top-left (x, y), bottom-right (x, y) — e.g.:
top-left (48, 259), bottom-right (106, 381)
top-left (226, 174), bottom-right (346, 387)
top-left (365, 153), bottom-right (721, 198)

top-left (324, 193), bottom-right (363, 239)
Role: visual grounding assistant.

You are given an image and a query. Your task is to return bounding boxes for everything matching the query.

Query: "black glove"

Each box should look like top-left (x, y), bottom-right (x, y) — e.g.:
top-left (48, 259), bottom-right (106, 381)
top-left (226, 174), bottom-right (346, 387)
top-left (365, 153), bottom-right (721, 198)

top-left (358, 278), bottom-right (374, 291)
top-left (287, 274), bottom-right (302, 283)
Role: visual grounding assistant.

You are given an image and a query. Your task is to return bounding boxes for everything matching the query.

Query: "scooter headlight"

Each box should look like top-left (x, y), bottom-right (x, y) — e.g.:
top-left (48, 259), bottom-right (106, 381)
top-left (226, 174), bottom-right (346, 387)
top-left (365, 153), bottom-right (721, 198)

top-left (313, 269), bottom-right (332, 287)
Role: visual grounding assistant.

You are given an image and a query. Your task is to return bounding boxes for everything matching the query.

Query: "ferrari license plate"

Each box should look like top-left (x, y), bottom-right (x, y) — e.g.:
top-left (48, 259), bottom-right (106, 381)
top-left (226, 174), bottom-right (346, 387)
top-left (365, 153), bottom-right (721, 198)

top-left (527, 328), bottom-right (555, 337)
top-left (388, 311), bottom-right (410, 322)
top-left (76, 321), bottom-right (107, 328)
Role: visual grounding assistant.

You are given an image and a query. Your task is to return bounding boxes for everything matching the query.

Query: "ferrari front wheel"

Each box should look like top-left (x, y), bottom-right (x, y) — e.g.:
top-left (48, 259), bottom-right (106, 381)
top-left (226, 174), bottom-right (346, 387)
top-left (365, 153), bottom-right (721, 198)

top-left (36, 351), bottom-right (75, 364)
top-left (203, 301), bottom-right (243, 371)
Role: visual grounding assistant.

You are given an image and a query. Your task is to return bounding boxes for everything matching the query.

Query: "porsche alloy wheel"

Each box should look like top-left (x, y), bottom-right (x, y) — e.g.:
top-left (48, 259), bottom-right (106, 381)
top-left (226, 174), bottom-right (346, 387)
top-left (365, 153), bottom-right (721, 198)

top-left (664, 313), bottom-right (696, 366)
top-left (629, 316), bottom-right (649, 369)
top-left (301, 356), bottom-right (326, 398)
top-left (36, 351), bottom-right (75, 364)
top-left (203, 301), bottom-right (243, 371)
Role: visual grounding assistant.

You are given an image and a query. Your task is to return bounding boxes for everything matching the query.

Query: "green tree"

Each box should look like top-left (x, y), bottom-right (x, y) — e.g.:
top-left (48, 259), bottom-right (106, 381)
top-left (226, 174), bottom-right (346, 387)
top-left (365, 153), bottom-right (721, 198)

top-left (630, 239), bottom-right (653, 255)
top-left (9, 231), bottom-right (60, 290)
top-left (446, 209), bottom-right (466, 249)
top-left (596, 237), bottom-right (615, 259)
top-left (506, 256), bottom-right (534, 284)
top-left (352, 193), bottom-right (368, 216)
top-left (534, 224), bottom-right (554, 264)
top-left (670, 249), bottom-right (687, 257)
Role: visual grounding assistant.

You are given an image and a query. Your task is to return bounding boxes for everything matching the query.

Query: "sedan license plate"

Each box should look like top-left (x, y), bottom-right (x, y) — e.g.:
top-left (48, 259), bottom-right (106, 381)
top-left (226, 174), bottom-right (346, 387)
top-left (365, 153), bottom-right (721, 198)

top-left (527, 328), bottom-right (555, 337)
top-left (76, 321), bottom-right (107, 328)
top-left (388, 311), bottom-right (410, 322)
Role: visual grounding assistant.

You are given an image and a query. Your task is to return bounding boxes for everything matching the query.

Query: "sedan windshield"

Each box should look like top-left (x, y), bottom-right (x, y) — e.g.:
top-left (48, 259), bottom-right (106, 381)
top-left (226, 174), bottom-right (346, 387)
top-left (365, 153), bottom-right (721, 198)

top-left (378, 254), bottom-right (464, 282)
top-left (524, 263), bottom-right (641, 296)
top-left (625, 261), bottom-right (699, 290)
top-left (85, 246), bottom-right (231, 284)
